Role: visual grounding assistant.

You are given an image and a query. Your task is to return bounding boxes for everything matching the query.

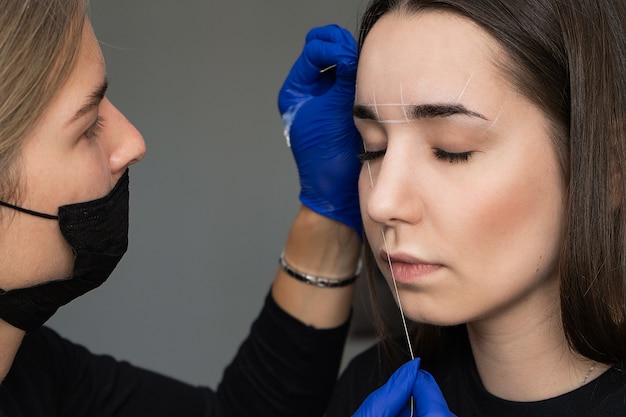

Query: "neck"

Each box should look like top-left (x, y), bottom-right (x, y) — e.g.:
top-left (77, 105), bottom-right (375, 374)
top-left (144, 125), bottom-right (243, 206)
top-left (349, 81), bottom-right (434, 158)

top-left (0, 319), bottom-right (24, 383)
top-left (466, 280), bottom-right (606, 401)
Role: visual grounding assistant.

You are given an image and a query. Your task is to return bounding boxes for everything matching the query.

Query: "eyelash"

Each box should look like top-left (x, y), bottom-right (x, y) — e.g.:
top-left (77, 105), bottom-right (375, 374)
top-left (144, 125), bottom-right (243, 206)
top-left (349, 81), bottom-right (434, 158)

top-left (84, 116), bottom-right (105, 139)
top-left (433, 149), bottom-right (473, 163)
top-left (357, 149), bottom-right (473, 163)
top-left (358, 149), bottom-right (386, 162)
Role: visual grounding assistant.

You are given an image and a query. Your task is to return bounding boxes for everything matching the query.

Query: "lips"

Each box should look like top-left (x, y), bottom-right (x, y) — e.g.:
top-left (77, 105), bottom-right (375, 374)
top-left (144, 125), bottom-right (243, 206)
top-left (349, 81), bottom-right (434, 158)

top-left (379, 250), bottom-right (442, 283)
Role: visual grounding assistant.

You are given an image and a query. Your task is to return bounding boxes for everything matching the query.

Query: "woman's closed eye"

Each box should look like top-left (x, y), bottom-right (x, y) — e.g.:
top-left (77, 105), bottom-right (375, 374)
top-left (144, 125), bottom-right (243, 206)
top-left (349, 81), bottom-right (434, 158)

top-left (359, 148), bottom-right (474, 163)
top-left (84, 116), bottom-right (105, 139)
top-left (433, 148), bottom-right (473, 163)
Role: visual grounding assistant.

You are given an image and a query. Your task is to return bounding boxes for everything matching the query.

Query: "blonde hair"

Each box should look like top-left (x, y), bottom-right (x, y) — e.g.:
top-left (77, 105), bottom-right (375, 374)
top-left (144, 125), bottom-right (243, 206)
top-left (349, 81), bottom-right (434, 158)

top-left (0, 0), bottom-right (88, 199)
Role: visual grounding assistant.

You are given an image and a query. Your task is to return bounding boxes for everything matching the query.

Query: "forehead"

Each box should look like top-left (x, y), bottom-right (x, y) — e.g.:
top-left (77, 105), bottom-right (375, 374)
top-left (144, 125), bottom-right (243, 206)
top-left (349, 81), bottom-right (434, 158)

top-left (43, 20), bottom-right (105, 123)
top-left (356, 10), bottom-right (504, 105)
top-left (71, 21), bottom-right (105, 92)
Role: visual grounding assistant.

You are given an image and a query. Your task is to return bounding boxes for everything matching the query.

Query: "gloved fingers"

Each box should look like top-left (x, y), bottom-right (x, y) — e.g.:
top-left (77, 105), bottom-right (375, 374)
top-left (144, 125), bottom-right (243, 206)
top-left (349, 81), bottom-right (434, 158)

top-left (297, 38), bottom-right (357, 86)
top-left (303, 26), bottom-right (357, 95)
top-left (352, 358), bottom-right (421, 417)
top-left (278, 38), bottom-right (356, 114)
top-left (278, 24), bottom-right (357, 116)
top-left (333, 58), bottom-right (358, 90)
top-left (305, 24), bottom-right (358, 55)
top-left (414, 370), bottom-right (455, 417)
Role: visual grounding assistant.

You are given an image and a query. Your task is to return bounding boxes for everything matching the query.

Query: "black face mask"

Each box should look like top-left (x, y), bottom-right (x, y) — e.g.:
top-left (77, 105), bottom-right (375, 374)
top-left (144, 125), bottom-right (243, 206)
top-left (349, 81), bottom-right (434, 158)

top-left (0, 170), bottom-right (130, 331)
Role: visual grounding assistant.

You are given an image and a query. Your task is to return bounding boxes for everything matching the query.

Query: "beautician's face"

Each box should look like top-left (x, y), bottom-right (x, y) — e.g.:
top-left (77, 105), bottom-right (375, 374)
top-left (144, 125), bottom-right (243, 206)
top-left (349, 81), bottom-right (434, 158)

top-left (356, 11), bottom-right (564, 326)
top-left (0, 19), bottom-right (146, 290)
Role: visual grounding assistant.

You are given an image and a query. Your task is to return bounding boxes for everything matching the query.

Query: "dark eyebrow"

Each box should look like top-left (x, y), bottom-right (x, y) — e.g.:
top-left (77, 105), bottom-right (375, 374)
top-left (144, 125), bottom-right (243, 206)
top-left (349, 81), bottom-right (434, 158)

top-left (353, 102), bottom-right (488, 121)
top-left (68, 78), bottom-right (108, 124)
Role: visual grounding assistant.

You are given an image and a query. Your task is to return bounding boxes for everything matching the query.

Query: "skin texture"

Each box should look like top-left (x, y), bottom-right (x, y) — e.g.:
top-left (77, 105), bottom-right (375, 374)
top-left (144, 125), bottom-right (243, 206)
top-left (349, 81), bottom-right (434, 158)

top-left (356, 10), bottom-right (606, 401)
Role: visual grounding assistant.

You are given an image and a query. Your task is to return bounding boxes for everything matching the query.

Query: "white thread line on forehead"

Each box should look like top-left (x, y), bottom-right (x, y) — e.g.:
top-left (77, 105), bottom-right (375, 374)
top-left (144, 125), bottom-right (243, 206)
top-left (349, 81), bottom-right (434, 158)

top-left (359, 82), bottom-right (413, 124)
top-left (456, 72), bottom-right (475, 104)
top-left (356, 101), bottom-right (489, 123)
top-left (361, 103), bottom-right (420, 106)
top-left (401, 83), bottom-right (410, 124)
top-left (372, 90), bottom-right (381, 120)
top-left (366, 92), bottom-right (420, 124)
top-left (358, 73), bottom-right (479, 124)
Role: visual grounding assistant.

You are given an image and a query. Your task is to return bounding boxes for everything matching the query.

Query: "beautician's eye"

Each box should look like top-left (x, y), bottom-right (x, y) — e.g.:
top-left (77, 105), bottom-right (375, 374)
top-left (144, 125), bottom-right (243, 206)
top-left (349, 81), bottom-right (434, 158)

top-left (84, 116), bottom-right (105, 139)
top-left (433, 148), bottom-right (473, 163)
top-left (358, 149), bottom-right (386, 162)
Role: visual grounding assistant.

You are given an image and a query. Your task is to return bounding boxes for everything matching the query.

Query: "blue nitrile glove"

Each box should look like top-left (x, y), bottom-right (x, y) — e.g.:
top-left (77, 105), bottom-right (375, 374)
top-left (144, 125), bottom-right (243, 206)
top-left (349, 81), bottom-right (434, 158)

top-left (278, 24), bottom-right (363, 239)
top-left (352, 358), bottom-right (456, 417)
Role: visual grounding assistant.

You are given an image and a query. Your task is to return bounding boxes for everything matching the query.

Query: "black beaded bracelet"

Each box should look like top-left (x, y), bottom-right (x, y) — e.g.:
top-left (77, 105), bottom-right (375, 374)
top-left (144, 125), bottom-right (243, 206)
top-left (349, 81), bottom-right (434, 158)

top-left (278, 252), bottom-right (361, 288)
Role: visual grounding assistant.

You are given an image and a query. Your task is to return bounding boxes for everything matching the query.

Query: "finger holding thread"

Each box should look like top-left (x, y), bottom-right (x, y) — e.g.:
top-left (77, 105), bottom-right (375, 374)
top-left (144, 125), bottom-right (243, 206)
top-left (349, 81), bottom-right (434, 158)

top-left (413, 370), bottom-right (456, 417)
top-left (351, 358), bottom-right (421, 417)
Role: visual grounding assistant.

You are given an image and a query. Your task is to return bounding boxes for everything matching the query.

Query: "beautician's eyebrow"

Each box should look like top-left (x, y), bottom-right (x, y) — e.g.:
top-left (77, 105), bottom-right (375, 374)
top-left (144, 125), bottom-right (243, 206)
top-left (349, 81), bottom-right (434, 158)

top-left (68, 78), bottom-right (108, 124)
top-left (353, 102), bottom-right (489, 121)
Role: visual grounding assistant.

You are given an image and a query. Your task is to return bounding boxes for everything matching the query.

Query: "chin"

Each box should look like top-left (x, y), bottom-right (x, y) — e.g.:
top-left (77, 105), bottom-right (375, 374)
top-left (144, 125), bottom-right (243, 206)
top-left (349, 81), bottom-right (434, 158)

top-left (400, 303), bottom-right (468, 327)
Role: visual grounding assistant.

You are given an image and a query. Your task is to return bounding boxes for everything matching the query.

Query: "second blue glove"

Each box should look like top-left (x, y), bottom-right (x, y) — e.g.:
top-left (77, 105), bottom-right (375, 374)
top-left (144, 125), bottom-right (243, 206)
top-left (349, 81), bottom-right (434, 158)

top-left (352, 358), bottom-right (456, 417)
top-left (278, 24), bottom-right (363, 238)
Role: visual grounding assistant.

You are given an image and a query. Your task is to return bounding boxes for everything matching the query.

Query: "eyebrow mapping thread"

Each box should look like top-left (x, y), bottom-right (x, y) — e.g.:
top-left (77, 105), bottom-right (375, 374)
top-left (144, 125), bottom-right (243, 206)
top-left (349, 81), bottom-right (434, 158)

top-left (400, 83), bottom-right (410, 124)
top-left (365, 150), bottom-right (416, 416)
top-left (455, 72), bottom-right (475, 104)
top-left (365, 87), bottom-right (413, 124)
top-left (373, 90), bottom-right (381, 120)
top-left (364, 143), bottom-right (415, 360)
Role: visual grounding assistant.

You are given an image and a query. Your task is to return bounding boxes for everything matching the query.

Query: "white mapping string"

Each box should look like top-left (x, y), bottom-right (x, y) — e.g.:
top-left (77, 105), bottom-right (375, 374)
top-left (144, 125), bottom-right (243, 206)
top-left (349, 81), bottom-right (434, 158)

top-left (366, 75), bottom-right (476, 363)
top-left (364, 131), bottom-right (415, 415)
top-left (455, 72), bottom-right (475, 104)
top-left (368, 93), bottom-right (416, 360)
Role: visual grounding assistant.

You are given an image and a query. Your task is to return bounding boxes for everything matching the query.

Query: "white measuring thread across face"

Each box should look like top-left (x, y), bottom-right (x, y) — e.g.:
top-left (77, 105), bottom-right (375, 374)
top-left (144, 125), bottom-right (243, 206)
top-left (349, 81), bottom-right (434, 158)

top-left (365, 153), bottom-right (416, 416)
top-left (364, 148), bottom-right (416, 352)
top-left (361, 87), bottom-right (416, 125)
top-left (456, 72), bottom-right (475, 105)
top-left (366, 88), bottom-right (416, 359)
top-left (362, 75), bottom-right (484, 413)
top-left (364, 92), bottom-right (416, 414)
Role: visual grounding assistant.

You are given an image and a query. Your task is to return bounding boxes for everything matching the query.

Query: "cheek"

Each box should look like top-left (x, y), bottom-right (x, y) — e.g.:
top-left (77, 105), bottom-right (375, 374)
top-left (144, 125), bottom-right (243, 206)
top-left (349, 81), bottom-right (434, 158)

top-left (448, 154), bottom-right (564, 278)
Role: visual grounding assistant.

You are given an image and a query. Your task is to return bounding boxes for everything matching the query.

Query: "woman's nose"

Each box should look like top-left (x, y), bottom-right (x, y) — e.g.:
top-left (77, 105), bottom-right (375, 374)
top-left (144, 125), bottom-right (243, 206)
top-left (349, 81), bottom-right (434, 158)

top-left (102, 99), bottom-right (146, 175)
top-left (364, 149), bottom-right (424, 227)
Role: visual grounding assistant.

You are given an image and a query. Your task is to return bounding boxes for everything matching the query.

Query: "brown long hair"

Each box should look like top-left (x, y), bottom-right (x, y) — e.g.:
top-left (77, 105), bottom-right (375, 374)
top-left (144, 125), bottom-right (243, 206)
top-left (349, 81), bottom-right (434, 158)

top-left (0, 0), bottom-right (87, 201)
top-left (359, 0), bottom-right (626, 367)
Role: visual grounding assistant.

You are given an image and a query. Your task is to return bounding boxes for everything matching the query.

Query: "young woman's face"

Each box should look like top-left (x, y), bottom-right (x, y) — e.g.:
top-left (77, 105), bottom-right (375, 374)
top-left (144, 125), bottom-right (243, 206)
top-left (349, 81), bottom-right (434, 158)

top-left (356, 11), bottom-right (565, 326)
top-left (0, 19), bottom-right (146, 290)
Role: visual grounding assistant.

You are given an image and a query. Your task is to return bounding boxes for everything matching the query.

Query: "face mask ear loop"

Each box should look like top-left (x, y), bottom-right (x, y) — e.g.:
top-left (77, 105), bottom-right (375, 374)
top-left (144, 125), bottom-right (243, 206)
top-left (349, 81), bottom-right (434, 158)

top-left (365, 143), bottom-right (416, 417)
top-left (0, 200), bottom-right (58, 220)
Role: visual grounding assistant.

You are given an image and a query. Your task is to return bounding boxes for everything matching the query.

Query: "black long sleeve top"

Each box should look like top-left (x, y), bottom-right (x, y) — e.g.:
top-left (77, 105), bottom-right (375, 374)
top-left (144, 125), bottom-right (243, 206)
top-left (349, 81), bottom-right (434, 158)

top-left (0, 292), bottom-right (350, 417)
top-left (326, 326), bottom-right (626, 417)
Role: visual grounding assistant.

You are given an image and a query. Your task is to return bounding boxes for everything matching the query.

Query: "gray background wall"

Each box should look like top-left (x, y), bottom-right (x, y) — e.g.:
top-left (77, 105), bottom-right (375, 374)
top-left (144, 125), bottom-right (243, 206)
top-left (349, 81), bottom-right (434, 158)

top-left (48, 0), bottom-right (373, 387)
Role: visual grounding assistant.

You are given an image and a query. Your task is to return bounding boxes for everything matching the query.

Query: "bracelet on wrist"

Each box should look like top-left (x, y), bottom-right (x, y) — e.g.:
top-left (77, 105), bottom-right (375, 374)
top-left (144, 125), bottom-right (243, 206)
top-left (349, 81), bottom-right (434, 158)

top-left (278, 252), bottom-right (361, 288)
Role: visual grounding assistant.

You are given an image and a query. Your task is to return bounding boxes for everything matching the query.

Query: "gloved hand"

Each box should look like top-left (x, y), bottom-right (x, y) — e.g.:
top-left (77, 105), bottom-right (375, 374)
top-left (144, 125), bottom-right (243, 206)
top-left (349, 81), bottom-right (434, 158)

top-left (278, 24), bottom-right (363, 239)
top-left (352, 359), bottom-right (456, 417)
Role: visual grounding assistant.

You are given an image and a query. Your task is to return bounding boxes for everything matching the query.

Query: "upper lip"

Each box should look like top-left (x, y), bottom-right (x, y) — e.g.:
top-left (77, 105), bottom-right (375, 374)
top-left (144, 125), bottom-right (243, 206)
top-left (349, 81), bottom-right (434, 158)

top-left (379, 250), bottom-right (439, 266)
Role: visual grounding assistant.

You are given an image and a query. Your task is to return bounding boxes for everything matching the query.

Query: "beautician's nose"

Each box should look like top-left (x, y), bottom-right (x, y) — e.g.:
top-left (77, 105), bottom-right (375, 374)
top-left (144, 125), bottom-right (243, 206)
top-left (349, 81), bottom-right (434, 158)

top-left (103, 98), bottom-right (146, 178)
top-left (365, 144), bottom-right (424, 227)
